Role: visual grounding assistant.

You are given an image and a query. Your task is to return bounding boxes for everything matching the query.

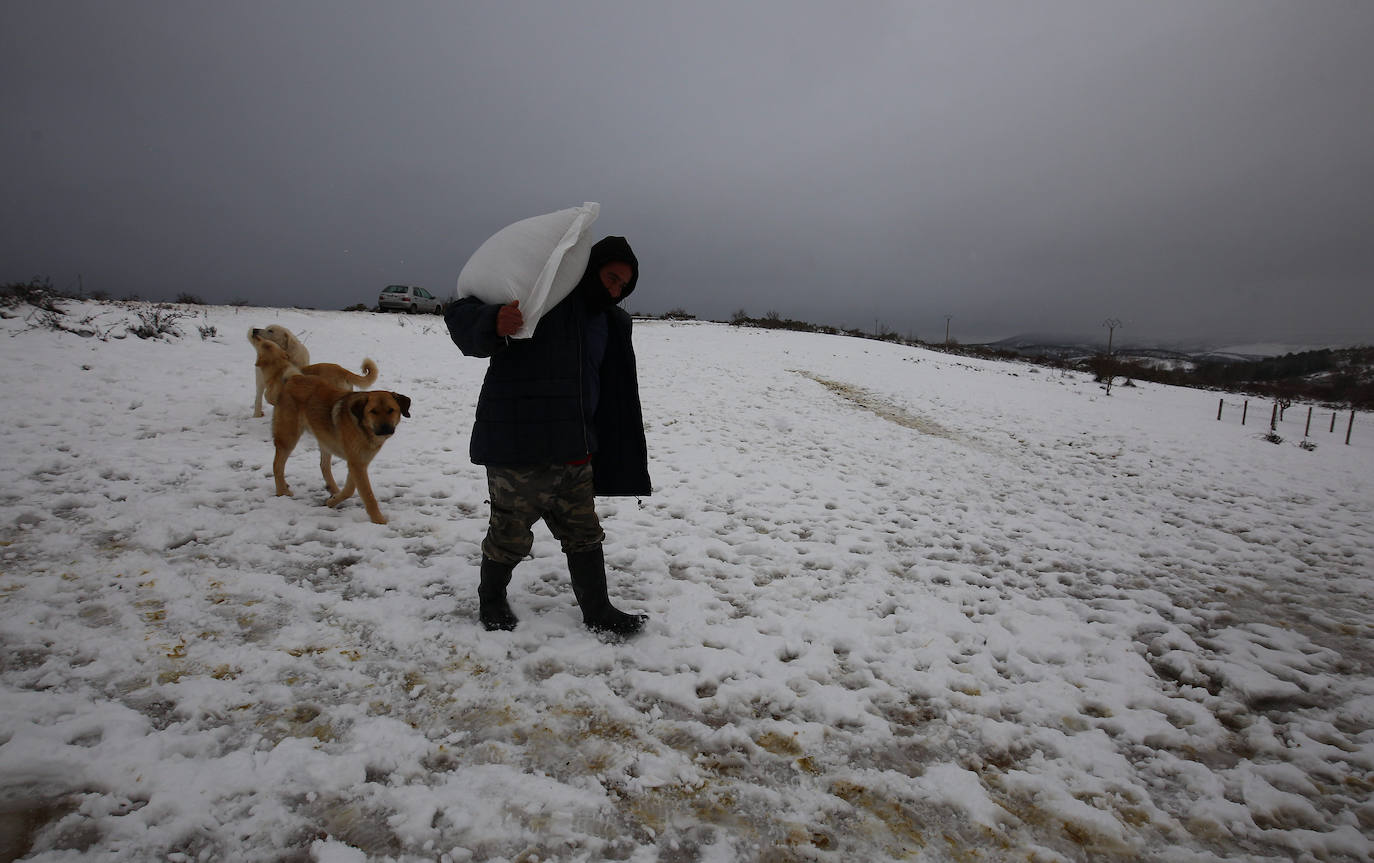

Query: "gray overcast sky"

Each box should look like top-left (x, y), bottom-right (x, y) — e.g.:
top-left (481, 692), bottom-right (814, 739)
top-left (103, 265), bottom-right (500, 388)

top-left (4, 1), bottom-right (1373, 345)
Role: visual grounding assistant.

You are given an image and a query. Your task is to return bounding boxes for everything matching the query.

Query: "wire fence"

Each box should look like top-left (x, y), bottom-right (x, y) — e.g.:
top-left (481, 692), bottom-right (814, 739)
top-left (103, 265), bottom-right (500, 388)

top-left (1216, 397), bottom-right (1358, 446)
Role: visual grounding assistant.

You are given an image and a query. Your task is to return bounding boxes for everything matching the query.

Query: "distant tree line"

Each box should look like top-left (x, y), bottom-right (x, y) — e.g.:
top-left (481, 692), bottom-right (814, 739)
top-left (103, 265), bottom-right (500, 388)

top-left (727, 308), bottom-right (937, 347)
top-left (1194, 350), bottom-right (1343, 385)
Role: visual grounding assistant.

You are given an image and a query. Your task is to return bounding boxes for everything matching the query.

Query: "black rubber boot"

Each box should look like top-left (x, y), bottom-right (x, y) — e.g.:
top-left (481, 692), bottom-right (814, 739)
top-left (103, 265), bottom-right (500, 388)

top-left (567, 546), bottom-right (647, 636)
top-left (478, 557), bottom-right (518, 632)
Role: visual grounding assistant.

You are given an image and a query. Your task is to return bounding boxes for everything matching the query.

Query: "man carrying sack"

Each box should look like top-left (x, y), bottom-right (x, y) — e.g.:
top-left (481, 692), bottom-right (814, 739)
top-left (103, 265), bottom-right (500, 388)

top-left (446, 232), bottom-right (651, 636)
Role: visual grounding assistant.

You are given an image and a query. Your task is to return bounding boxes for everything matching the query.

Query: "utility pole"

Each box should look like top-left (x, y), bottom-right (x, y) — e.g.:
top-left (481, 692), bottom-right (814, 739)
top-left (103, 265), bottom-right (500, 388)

top-left (1103, 318), bottom-right (1122, 355)
top-left (944, 315), bottom-right (952, 346)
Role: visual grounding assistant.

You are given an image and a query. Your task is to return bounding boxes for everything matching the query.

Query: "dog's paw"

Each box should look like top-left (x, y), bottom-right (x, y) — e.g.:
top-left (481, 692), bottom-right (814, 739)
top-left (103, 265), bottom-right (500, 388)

top-left (275, 487), bottom-right (293, 497)
top-left (369, 513), bottom-right (389, 525)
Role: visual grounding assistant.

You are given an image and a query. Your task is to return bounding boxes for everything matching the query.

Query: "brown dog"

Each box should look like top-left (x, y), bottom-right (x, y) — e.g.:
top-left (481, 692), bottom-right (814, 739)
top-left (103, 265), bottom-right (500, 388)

top-left (251, 334), bottom-right (379, 413)
top-left (271, 374), bottom-right (411, 524)
top-left (248, 325), bottom-right (311, 416)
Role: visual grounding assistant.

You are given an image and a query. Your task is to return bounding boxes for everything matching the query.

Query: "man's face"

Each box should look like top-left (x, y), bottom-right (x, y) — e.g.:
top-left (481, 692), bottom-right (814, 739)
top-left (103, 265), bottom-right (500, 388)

top-left (600, 262), bottom-right (633, 299)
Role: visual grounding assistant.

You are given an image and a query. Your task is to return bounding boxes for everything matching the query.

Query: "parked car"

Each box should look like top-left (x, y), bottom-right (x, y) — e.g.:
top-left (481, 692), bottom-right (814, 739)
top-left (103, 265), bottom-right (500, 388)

top-left (378, 284), bottom-right (443, 314)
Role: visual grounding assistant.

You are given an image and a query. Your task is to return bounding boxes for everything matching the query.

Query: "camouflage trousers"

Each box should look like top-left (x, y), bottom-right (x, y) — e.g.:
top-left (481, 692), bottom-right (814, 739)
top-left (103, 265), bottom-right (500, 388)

top-left (482, 463), bottom-right (605, 565)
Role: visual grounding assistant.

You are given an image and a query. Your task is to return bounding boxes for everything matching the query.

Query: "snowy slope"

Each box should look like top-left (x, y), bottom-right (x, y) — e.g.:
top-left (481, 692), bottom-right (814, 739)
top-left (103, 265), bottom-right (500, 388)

top-left (1, 301), bottom-right (1371, 862)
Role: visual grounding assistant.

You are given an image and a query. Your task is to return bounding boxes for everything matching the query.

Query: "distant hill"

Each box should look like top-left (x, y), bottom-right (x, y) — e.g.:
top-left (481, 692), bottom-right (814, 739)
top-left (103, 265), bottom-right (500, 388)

top-left (976, 335), bottom-right (1374, 409)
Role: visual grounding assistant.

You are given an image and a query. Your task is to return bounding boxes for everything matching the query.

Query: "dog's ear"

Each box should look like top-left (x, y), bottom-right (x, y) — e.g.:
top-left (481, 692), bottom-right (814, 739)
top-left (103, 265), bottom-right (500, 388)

top-left (350, 397), bottom-right (366, 426)
top-left (393, 393), bottom-right (411, 417)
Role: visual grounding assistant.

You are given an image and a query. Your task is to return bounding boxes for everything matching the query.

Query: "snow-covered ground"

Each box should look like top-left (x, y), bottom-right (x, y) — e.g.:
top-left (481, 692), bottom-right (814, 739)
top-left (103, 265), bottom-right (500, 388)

top-left (1, 300), bottom-right (1371, 863)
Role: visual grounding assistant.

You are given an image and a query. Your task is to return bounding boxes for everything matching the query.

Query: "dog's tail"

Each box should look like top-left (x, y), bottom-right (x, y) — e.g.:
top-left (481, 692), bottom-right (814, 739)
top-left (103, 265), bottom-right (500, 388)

top-left (342, 358), bottom-right (379, 389)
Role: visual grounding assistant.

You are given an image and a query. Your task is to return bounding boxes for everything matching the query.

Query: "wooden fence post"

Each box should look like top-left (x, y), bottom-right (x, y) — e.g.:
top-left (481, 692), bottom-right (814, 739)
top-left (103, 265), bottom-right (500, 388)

top-left (1271, 403), bottom-right (1278, 431)
top-left (1348, 410), bottom-right (1356, 446)
top-left (1217, 399), bottom-right (1223, 421)
top-left (1305, 406), bottom-right (1312, 438)
top-left (1243, 401), bottom-right (1248, 425)
top-left (1331, 412), bottom-right (1337, 433)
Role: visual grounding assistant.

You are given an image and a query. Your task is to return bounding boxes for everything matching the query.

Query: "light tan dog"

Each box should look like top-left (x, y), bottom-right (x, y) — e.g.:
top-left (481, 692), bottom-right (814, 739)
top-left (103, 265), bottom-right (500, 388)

top-left (271, 374), bottom-right (411, 525)
top-left (251, 335), bottom-right (379, 408)
top-left (248, 325), bottom-right (311, 416)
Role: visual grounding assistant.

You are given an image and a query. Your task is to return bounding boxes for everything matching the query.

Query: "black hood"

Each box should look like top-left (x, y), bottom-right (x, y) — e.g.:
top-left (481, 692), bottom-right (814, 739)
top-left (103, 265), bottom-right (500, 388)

top-left (577, 235), bottom-right (639, 312)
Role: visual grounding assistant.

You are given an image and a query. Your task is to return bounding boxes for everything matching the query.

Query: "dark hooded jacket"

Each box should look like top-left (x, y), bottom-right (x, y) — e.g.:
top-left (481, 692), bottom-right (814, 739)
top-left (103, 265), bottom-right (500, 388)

top-left (445, 236), bottom-right (651, 497)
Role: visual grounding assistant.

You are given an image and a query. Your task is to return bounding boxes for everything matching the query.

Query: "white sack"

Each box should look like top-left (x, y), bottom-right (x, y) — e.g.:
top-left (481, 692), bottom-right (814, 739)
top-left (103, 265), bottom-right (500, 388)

top-left (454, 202), bottom-right (600, 339)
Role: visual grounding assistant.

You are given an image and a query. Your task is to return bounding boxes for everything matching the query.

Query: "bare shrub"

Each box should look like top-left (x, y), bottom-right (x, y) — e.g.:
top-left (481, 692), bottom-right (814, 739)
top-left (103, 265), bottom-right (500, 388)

top-left (1, 278), bottom-right (63, 312)
top-left (19, 301), bottom-right (121, 340)
top-left (128, 305), bottom-right (191, 340)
